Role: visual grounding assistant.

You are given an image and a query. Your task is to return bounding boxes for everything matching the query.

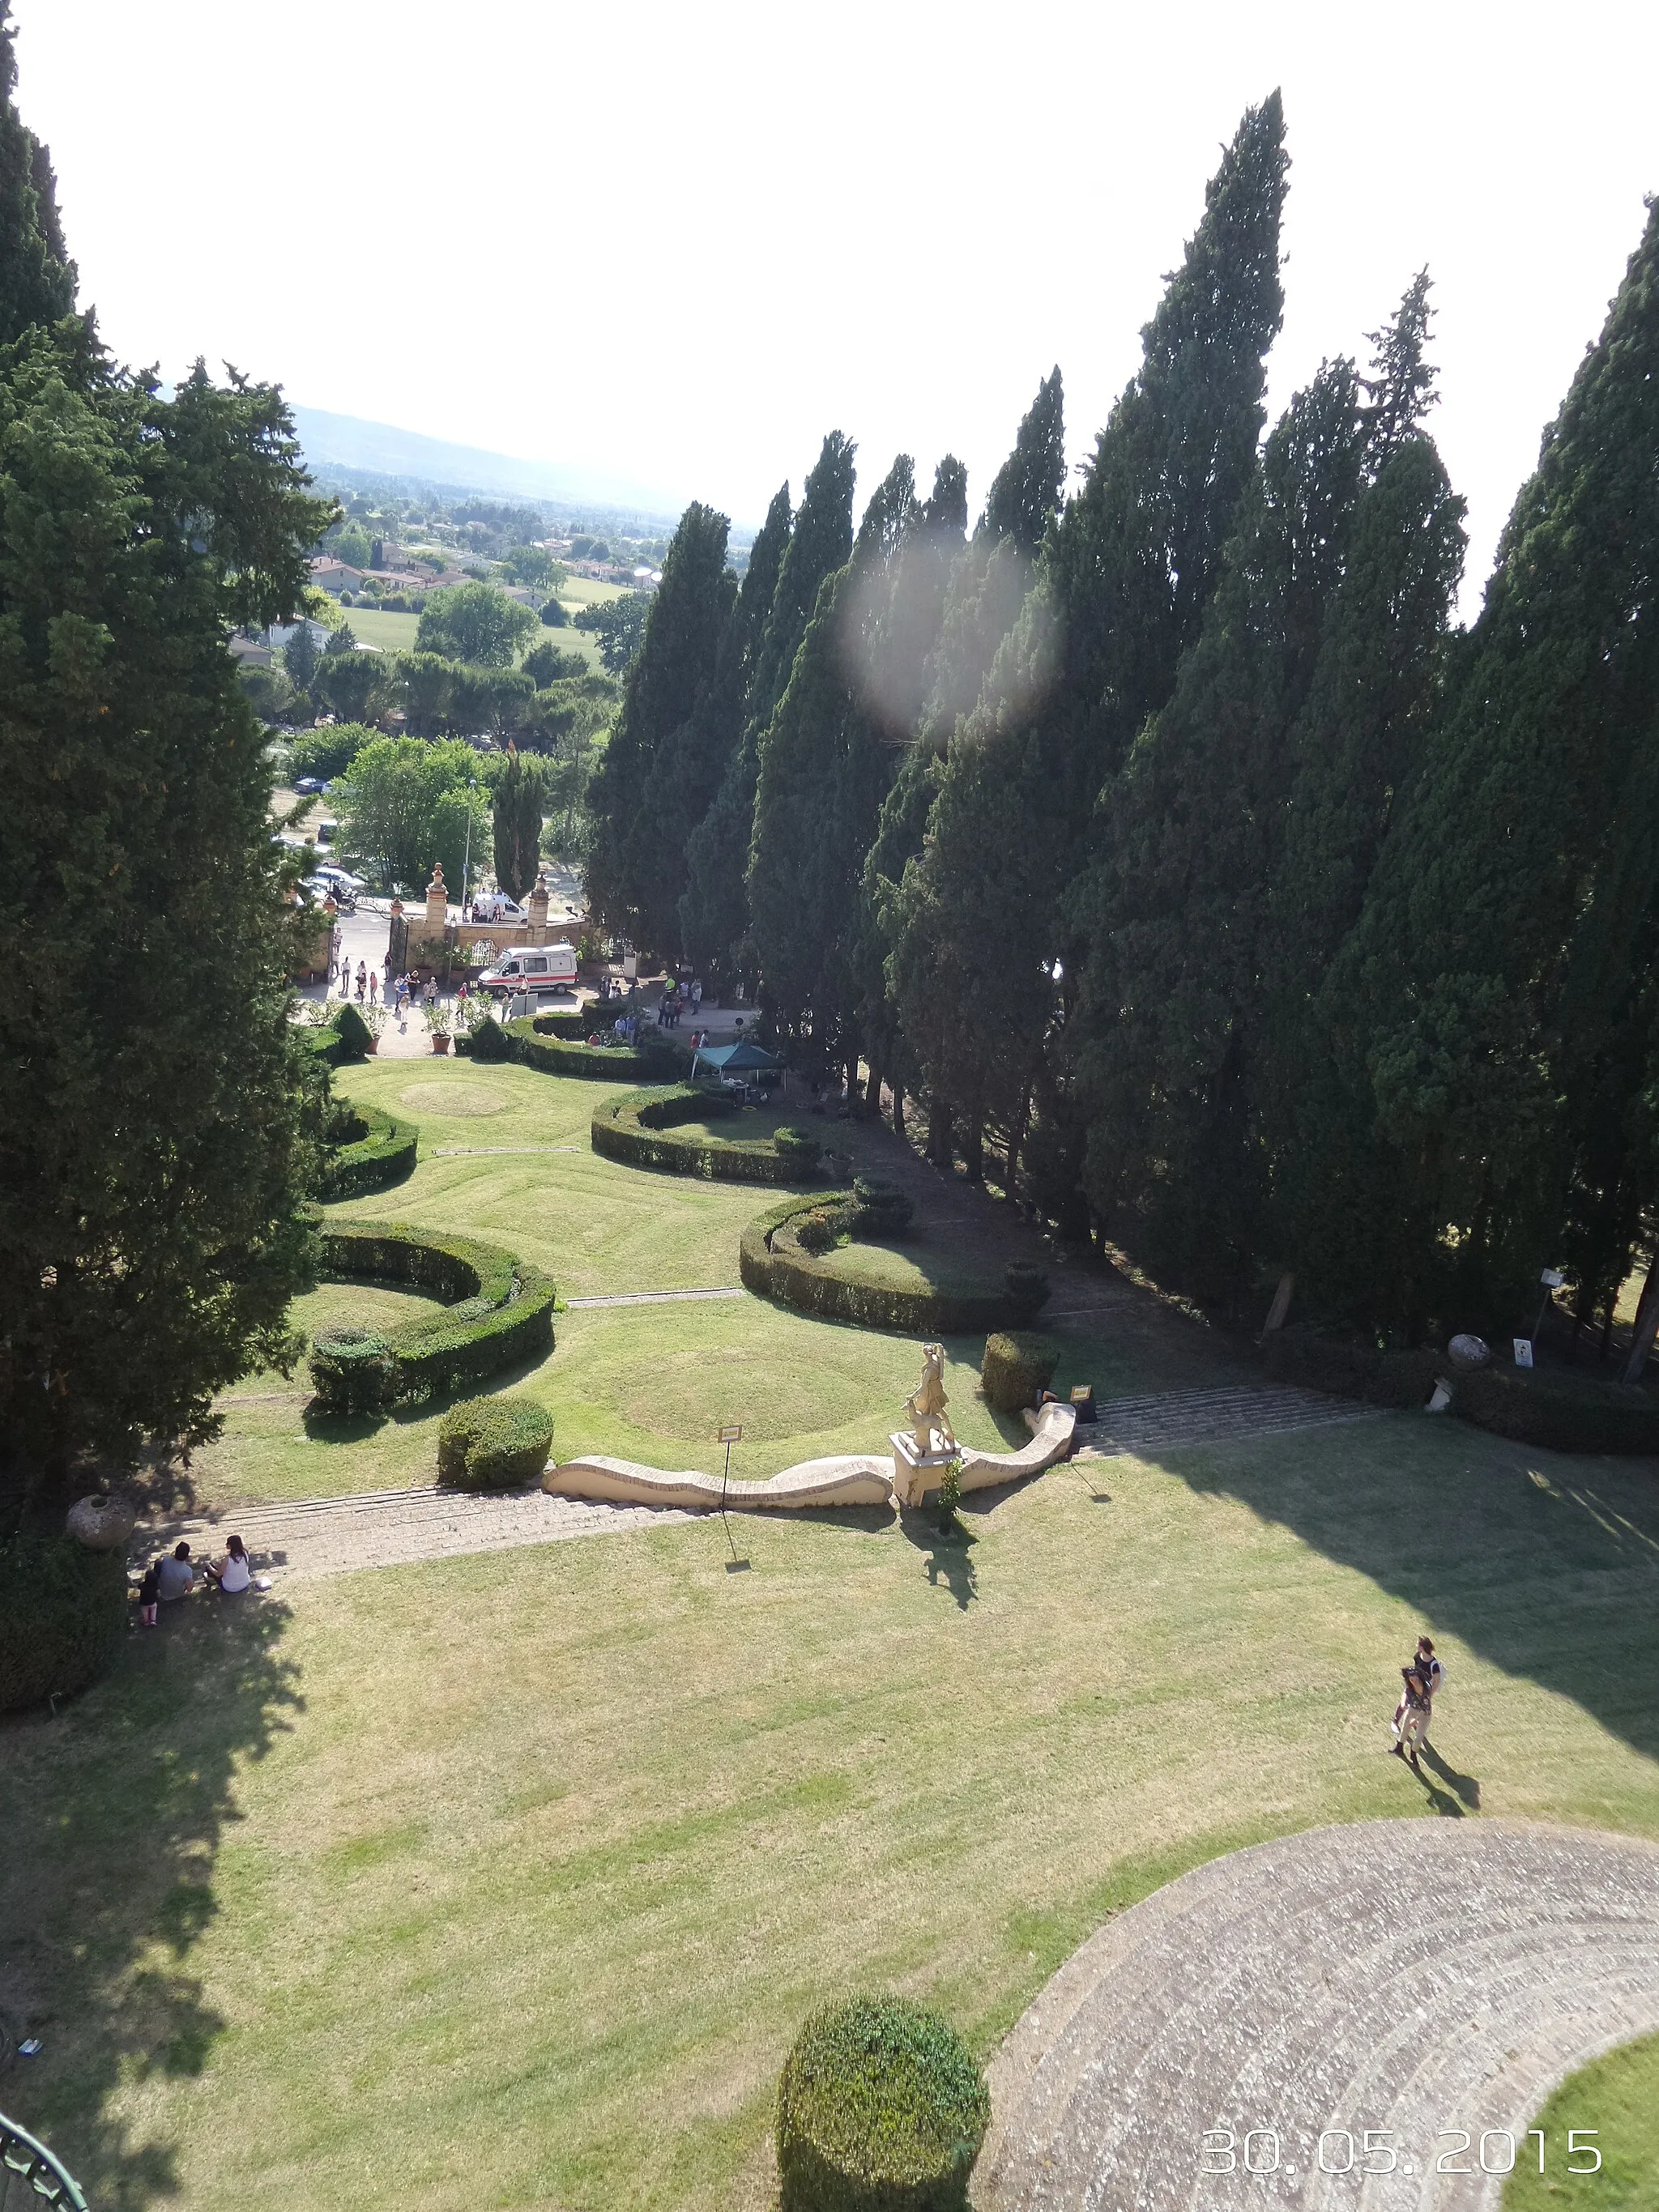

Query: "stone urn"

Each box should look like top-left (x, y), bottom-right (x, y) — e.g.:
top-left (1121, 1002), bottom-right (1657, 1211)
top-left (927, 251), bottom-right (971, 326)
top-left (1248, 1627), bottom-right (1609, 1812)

top-left (1447, 1333), bottom-right (1491, 1373)
top-left (66, 1493), bottom-right (137, 1552)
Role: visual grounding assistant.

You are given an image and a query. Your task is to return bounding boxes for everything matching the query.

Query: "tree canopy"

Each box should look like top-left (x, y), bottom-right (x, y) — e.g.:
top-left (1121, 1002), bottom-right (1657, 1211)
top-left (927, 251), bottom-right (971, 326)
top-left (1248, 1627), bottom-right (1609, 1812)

top-left (415, 579), bottom-right (539, 668)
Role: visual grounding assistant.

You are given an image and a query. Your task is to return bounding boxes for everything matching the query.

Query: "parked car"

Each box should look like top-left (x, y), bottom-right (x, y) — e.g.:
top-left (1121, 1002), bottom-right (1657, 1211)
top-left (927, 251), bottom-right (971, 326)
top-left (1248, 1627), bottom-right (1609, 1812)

top-left (479, 943), bottom-right (580, 997)
top-left (293, 776), bottom-right (326, 795)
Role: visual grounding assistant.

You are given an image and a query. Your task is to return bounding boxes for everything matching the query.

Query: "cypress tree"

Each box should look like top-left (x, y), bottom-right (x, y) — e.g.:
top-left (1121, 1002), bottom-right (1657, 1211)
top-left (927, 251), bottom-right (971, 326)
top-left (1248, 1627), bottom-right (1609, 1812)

top-left (491, 745), bottom-right (548, 901)
top-left (1306, 201), bottom-right (1659, 1336)
top-left (748, 455), bottom-right (969, 1072)
top-left (979, 365), bottom-right (1064, 554)
top-left (0, 2), bottom-right (75, 348)
top-left (584, 500), bottom-right (735, 953)
top-left (680, 436), bottom-right (856, 984)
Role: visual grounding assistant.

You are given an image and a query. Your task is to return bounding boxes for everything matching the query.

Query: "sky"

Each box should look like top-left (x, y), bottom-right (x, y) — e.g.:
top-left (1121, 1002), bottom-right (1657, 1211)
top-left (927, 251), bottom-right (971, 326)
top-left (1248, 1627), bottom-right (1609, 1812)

top-left (15, 0), bottom-right (1659, 599)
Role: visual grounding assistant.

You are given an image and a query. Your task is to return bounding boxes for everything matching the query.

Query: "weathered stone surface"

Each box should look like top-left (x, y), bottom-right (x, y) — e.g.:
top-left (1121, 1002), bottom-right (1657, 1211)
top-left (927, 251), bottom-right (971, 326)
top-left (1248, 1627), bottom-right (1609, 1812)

top-left (978, 1821), bottom-right (1659, 2212)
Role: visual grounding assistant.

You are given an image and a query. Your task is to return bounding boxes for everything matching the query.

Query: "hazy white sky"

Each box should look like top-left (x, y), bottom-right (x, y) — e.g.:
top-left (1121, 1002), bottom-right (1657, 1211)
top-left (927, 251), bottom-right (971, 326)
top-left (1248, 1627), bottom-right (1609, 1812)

top-left (15, 1), bottom-right (1659, 593)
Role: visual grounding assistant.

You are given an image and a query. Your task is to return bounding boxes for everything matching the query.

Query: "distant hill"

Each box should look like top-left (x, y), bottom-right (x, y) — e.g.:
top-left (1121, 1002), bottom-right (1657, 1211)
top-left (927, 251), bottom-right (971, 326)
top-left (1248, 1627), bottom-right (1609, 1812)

top-left (288, 406), bottom-right (685, 527)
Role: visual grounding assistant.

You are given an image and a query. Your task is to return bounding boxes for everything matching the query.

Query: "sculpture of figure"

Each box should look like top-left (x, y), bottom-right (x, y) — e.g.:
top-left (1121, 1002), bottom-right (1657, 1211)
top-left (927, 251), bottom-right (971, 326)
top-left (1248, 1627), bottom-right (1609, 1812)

top-left (906, 1343), bottom-right (955, 1455)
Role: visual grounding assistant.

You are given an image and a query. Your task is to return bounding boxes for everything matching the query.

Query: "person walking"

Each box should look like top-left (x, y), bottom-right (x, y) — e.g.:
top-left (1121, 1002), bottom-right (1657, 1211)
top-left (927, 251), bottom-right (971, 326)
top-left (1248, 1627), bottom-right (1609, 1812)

top-left (368, 970), bottom-right (377, 1006)
top-left (355, 961), bottom-right (368, 1001)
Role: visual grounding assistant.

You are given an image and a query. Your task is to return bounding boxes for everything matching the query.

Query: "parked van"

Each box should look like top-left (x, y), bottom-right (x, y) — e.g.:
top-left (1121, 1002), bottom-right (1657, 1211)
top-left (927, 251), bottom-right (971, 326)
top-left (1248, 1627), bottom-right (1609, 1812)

top-left (480, 942), bottom-right (579, 997)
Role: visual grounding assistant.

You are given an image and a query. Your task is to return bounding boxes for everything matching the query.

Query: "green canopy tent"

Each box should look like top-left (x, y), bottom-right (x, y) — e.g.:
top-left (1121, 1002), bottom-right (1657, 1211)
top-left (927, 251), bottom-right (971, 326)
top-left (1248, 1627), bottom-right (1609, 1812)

top-left (692, 1038), bottom-right (784, 1081)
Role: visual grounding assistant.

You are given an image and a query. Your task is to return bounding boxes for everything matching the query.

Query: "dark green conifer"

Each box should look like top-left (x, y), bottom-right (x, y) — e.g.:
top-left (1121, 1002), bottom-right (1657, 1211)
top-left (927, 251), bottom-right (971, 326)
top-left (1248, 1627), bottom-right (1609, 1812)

top-left (0, 3), bottom-right (75, 348)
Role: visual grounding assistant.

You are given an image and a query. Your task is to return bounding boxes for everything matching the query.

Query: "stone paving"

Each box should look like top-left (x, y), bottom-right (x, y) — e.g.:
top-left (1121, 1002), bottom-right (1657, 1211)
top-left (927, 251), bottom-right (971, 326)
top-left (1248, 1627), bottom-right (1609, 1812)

top-left (976, 1820), bottom-right (1659, 2212)
top-left (1077, 1386), bottom-right (1384, 1460)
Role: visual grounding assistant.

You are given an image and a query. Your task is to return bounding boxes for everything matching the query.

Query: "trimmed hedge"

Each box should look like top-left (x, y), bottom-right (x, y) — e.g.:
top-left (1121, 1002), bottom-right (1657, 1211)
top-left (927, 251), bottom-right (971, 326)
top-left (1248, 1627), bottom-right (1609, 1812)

top-left (776, 1995), bottom-right (988, 2212)
top-left (318, 1221), bottom-right (557, 1403)
top-left (1260, 1329), bottom-right (1446, 1411)
top-left (310, 1325), bottom-right (399, 1415)
top-left (742, 1194), bottom-right (1016, 1336)
top-left (851, 1177), bottom-right (915, 1238)
top-left (318, 1101), bottom-right (418, 1200)
top-left (591, 1084), bottom-right (821, 1184)
top-left (501, 1010), bottom-right (684, 1081)
top-left (0, 1533), bottom-right (128, 1715)
top-left (1452, 1363), bottom-right (1659, 1454)
top-left (981, 1331), bottom-right (1060, 1414)
top-left (1004, 1262), bottom-right (1051, 1323)
top-left (437, 1394), bottom-right (555, 1490)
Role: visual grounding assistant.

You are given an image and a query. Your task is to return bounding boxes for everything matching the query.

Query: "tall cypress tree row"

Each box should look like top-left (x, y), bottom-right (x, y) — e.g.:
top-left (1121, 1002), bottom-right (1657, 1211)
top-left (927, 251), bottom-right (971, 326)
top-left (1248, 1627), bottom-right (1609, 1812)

top-left (491, 746), bottom-right (548, 901)
top-left (1304, 201), bottom-right (1659, 1336)
top-left (679, 434), bottom-right (856, 984)
top-left (584, 501), bottom-right (735, 953)
top-left (0, 2), bottom-right (75, 347)
top-left (748, 456), bottom-right (966, 1073)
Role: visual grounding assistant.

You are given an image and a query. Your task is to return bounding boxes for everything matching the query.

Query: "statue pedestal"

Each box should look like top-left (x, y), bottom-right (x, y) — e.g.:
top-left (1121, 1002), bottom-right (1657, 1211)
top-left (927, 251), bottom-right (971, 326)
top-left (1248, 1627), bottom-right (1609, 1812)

top-left (890, 1430), bottom-right (957, 1505)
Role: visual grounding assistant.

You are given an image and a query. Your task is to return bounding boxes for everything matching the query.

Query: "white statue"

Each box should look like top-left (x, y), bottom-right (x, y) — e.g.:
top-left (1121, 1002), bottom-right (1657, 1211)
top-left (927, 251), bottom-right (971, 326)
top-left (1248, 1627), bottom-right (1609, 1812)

top-left (906, 1344), bottom-right (955, 1454)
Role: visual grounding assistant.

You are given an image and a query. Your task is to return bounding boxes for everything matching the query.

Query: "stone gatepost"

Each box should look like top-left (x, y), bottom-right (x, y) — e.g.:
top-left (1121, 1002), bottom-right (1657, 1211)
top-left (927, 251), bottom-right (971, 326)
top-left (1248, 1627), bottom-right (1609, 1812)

top-left (424, 863), bottom-right (448, 935)
top-left (528, 867), bottom-right (549, 944)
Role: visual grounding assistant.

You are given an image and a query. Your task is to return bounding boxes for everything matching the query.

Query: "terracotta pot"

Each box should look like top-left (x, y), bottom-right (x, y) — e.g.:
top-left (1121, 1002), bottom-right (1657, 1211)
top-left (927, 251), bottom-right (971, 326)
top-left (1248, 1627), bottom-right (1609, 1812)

top-left (66, 1494), bottom-right (137, 1552)
top-left (365, 1037), bottom-right (379, 1054)
top-left (432, 1034), bottom-right (450, 1055)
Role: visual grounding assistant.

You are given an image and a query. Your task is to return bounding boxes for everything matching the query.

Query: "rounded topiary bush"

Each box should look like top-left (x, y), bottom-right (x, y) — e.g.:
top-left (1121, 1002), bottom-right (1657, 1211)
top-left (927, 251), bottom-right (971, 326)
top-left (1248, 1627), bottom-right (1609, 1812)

top-left (795, 1206), bottom-right (848, 1257)
top-left (774, 1125), bottom-right (823, 1175)
top-left (0, 1533), bottom-right (128, 1714)
top-left (852, 1177), bottom-right (915, 1238)
top-left (331, 999), bottom-right (374, 1059)
top-left (1003, 1262), bottom-right (1051, 1321)
top-left (309, 1325), bottom-right (397, 1416)
top-left (467, 1013), bottom-right (512, 1062)
top-left (981, 1331), bottom-right (1060, 1414)
top-left (437, 1394), bottom-right (555, 1490)
top-left (776, 1994), bottom-right (989, 2212)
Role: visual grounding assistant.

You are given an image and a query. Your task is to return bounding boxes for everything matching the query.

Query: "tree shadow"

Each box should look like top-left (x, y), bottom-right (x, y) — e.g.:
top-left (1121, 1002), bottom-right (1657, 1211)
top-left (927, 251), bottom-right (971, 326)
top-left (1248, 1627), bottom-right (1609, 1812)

top-left (899, 1510), bottom-right (979, 1609)
top-left (1157, 1418), bottom-right (1659, 1771)
top-left (0, 1593), bottom-right (303, 2208)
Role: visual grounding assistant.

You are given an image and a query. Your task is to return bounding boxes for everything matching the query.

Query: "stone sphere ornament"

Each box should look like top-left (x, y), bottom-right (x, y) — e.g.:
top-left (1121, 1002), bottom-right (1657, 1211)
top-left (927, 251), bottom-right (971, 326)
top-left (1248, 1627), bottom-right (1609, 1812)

top-left (66, 1493), bottom-right (138, 1552)
top-left (1447, 1333), bottom-right (1491, 1373)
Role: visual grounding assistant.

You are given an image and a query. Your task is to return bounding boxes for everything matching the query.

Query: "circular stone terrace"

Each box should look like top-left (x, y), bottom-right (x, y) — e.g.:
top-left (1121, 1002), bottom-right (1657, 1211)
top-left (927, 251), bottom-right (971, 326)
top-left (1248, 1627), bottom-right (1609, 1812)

top-left (976, 1819), bottom-right (1659, 2212)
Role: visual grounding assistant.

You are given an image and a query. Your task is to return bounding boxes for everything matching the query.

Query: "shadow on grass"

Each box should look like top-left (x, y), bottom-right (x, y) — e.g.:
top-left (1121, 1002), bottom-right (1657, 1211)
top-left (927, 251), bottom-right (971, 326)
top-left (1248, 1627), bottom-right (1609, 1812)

top-left (899, 1509), bottom-right (979, 1608)
top-left (1161, 1418), bottom-right (1659, 1771)
top-left (0, 1594), bottom-right (302, 2208)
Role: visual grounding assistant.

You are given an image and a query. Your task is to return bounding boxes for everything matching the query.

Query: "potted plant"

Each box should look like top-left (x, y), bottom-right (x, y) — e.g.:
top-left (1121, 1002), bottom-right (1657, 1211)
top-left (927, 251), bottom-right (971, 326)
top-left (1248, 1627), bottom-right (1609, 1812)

top-left (360, 1002), bottom-right (387, 1054)
top-left (424, 1000), bottom-right (451, 1055)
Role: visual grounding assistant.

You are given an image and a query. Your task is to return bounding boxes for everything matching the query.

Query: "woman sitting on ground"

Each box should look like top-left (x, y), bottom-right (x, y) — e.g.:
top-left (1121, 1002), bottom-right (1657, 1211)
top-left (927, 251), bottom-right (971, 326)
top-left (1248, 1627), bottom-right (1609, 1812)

top-left (210, 1535), bottom-right (252, 1594)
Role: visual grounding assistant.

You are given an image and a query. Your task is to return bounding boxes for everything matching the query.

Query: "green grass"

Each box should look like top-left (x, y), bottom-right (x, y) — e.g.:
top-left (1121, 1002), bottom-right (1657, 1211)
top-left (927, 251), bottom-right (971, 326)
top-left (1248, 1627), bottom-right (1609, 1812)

top-left (6, 1418), bottom-right (1658, 2211)
top-left (1505, 2032), bottom-right (1659, 2208)
top-left (338, 604), bottom-right (420, 654)
top-left (558, 574), bottom-right (629, 606)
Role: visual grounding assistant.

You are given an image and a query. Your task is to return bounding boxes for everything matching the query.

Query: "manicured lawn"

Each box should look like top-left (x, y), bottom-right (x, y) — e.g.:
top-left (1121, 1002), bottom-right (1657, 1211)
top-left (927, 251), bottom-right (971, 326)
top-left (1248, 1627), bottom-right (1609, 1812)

top-left (558, 575), bottom-right (629, 606)
top-left (6, 1418), bottom-right (1658, 2211)
top-left (336, 604), bottom-right (420, 653)
top-left (1505, 2031), bottom-right (1659, 2209)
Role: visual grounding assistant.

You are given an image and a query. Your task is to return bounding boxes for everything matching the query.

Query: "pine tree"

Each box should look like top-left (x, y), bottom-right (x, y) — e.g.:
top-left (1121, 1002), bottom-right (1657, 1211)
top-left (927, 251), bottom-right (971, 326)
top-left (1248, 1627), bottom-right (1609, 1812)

top-left (584, 501), bottom-right (734, 953)
top-left (979, 365), bottom-right (1064, 554)
top-left (0, 2), bottom-right (75, 349)
top-left (680, 436), bottom-right (856, 984)
top-left (1305, 201), bottom-right (1659, 1336)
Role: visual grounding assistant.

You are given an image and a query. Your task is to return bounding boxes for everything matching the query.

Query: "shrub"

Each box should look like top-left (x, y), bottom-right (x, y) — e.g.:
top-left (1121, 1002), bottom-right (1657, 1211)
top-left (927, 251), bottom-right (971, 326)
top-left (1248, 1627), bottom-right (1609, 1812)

top-left (776, 1994), bottom-right (988, 2212)
top-left (795, 1207), bottom-right (847, 1256)
top-left (1452, 1363), bottom-right (1659, 1454)
top-left (852, 1177), bottom-right (915, 1238)
top-left (437, 1393), bottom-right (555, 1490)
top-left (1260, 1329), bottom-right (1445, 1410)
top-left (936, 1460), bottom-right (962, 1533)
top-left (980, 1332), bottom-right (1060, 1414)
top-left (309, 1325), bottom-right (398, 1415)
top-left (331, 999), bottom-right (374, 1060)
top-left (1003, 1262), bottom-right (1051, 1323)
top-left (467, 1013), bottom-right (512, 1062)
top-left (505, 1012), bottom-right (681, 1082)
top-left (0, 1533), bottom-right (128, 1714)
top-left (773, 1125), bottom-right (823, 1174)
top-left (318, 1101), bottom-right (417, 1200)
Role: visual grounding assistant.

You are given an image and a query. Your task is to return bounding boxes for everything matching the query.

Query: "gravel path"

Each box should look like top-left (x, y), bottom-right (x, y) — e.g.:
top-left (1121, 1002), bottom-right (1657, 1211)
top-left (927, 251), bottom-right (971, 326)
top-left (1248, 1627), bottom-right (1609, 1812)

top-left (977, 1820), bottom-right (1659, 2212)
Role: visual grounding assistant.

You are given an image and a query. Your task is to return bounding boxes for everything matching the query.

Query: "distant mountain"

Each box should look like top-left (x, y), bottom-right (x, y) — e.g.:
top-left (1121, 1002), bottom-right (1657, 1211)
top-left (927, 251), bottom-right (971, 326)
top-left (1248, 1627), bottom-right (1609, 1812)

top-left (288, 406), bottom-right (685, 526)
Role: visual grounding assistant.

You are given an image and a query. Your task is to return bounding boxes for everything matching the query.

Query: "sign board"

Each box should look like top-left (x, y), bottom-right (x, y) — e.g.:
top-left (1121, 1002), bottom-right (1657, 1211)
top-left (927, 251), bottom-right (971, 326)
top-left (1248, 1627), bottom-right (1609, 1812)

top-left (622, 953), bottom-right (638, 980)
top-left (1513, 1337), bottom-right (1535, 1369)
top-left (717, 1424), bottom-right (743, 1444)
top-left (1540, 1268), bottom-right (1564, 1288)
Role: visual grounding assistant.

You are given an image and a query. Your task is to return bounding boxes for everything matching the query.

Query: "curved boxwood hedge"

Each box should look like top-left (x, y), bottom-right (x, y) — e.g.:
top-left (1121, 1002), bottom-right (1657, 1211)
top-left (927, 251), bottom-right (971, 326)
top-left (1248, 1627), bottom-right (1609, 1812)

top-left (318, 1101), bottom-right (418, 1200)
top-left (0, 1533), bottom-right (128, 1715)
top-left (591, 1085), bottom-right (822, 1184)
top-left (319, 1220), bottom-right (556, 1402)
top-left (741, 1193), bottom-right (1015, 1336)
top-left (776, 1993), bottom-right (988, 2212)
top-left (503, 1010), bottom-right (684, 1082)
top-left (1260, 1329), bottom-right (1446, 1411)
top-left (1451, 1362), bottom-right (1659, 1454)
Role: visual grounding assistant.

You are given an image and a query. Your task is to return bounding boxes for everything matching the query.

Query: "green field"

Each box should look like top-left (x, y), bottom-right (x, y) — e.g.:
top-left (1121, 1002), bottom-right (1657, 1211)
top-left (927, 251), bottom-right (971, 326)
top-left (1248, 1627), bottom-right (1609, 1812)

top-left (4, 1056), bottom-right (1658, 2212)
top-left (338, 603), bottom-right (420, 654)
top-left (334, 599), bottom-right (608, 676)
